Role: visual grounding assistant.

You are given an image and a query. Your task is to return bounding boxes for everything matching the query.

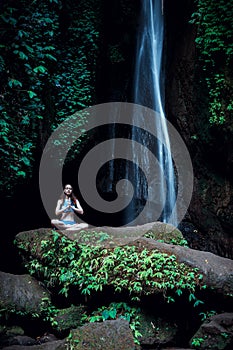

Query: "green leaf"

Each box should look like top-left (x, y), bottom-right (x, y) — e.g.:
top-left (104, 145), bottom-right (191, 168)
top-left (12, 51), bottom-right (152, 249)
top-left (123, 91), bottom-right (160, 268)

top-left (19, 51), bottom-right (28, 60)
top-left (21, 157), bottom-right (30, 166)
top-left (194, 299), bottom-right (204, 307)
top-left (43, 46), bottom-right (55, 51)
top-left (108, 309), bottom-right (117, 319)
top-left (102, 310), bottom-right (110, 320)
top-left (16, 171), bottom-right (26, 177)
top-left (189, 293), bottom-right (196, 302)
top-left (24, 44), bottom-right (34, 53)
top-left (68, 252), bottom-right (74, 260)
top-left (28, 91), bottom-right (37, 98)
top-left (176, 289), bottom-right (183, 296)
top-left (8, 79), bottom-right (22, 88)
top-left (33, 65), bottom-right (47, 73)
top-left (45, 54), bottom-right (57, 61)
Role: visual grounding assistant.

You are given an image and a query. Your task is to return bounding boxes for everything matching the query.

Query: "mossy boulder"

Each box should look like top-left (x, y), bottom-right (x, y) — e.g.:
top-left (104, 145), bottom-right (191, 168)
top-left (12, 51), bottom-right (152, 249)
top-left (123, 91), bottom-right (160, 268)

top-left (14, 226), bottom-right (233, 299)
top-left (0, 271), bottom-right (51, 315)
top-left (53, 305), bottom-right (85, 334)
top-left (68, 319), bottom-right (137, 350)
top-left (138, 314), bottom-right (178, 347)
top-left (190, 313), bottom-right (233, 349)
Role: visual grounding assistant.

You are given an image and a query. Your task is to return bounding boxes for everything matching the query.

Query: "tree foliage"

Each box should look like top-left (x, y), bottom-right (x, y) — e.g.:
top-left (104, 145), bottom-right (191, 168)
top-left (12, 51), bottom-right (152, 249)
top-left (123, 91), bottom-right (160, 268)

top-left (0, 0), bottom-right (100, 194)
top-left (190, 0), bottom-right (233, 125)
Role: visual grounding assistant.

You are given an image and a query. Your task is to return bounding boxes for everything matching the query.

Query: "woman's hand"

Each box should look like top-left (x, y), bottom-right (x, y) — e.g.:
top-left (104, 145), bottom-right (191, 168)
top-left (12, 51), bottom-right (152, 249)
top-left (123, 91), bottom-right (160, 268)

top-left (72, 206), bottom-right (83, 215)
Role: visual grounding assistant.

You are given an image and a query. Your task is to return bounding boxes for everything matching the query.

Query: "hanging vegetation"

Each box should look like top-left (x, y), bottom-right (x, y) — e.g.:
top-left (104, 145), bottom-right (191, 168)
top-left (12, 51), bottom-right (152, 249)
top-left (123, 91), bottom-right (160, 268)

top-left (0, 0), bottom-right (100, 194)
top-left (190, 0), bottom-right (233, 125)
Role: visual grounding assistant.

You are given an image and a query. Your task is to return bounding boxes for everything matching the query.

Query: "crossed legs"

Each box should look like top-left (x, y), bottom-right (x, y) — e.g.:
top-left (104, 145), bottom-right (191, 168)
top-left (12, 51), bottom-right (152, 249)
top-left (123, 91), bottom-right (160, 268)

top-left (51, 219), bottom-right (88, 231)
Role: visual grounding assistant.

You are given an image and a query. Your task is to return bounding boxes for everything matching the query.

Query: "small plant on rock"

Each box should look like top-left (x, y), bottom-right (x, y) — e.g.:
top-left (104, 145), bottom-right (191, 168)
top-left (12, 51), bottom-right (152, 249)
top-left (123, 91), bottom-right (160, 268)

top-left (82, 302), bottom-right (142, 343)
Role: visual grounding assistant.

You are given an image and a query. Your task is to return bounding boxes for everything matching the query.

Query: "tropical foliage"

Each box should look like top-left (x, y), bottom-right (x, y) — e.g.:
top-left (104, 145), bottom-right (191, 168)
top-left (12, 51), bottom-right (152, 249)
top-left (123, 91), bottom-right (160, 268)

top-left (190, 0), bottom-right (233, 125)
top-left (15, 230), bottom-right (204, 304)
top-left (0, 0), bottom-right (100, 194)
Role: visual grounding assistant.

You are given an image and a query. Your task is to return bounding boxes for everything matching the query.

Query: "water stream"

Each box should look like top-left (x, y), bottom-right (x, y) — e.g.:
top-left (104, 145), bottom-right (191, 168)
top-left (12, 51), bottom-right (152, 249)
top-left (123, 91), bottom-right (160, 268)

top-left (131, 0), bottom-right (177, 225)
top-left (106, 0), bottom-right (177, 226)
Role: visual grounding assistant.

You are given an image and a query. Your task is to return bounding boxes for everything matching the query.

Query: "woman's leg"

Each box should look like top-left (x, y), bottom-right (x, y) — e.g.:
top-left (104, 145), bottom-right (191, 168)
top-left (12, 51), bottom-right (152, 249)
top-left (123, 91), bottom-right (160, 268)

top-left (65, 223), bottom-right (89, 231)
top-left (51, 219), bottom-right (69, 230)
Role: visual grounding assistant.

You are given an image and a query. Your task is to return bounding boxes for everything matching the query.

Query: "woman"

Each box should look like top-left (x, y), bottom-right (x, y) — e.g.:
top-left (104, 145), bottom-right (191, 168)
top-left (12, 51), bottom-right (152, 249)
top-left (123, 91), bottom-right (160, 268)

top-left (51, 184), bottom-right (88, 230)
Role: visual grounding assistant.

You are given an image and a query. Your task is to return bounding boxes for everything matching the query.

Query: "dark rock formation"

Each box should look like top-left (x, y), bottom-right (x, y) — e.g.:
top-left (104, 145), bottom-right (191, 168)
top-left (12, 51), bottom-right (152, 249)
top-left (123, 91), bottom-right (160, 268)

top-left (15, 226), bottom-right (233, 296)
top-left (69, 319), bottom-right (137, 350)
top-left (131, 237), bottom-right (233, 296)
top-left (166, 0), bottom-right (233, 259)
top-left (0, 272), bottom-right (51, 315)
top-left (138, 314), bottom-right (178, 347)
top-left (62, 222), bottom-right (186, 246)
top-left (53, 305), bottom-right (85, 335)
top-left (0, 335), bottom-right (37, 348)
top-left (190, 313), bottom-right (233, 349)
top-left (1, 223), bottom-right (232, 349)
top-left (161, 348), bottom-right (192, 350)
top-left (1, 340), bottom-right (66, 350)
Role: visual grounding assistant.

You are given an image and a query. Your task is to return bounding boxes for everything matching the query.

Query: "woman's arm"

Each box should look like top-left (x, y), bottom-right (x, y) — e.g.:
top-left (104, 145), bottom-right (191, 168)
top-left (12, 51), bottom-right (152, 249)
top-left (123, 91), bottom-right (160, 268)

top-left (72, 199), bottom-right (84, 215)
top-left (55, 199), bottom-right (67, 216)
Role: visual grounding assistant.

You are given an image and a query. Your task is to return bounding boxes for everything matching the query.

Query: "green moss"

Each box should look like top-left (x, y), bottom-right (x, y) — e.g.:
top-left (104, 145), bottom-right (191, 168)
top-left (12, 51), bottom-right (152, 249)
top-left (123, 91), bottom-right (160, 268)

top-left (67, 319), bottom-right (136, 350)
top-left (54, 305), bottom-right (85, 333)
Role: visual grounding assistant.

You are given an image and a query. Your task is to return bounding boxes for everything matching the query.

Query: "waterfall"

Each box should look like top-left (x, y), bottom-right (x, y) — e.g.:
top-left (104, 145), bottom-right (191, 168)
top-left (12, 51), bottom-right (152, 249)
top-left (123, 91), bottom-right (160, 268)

top-left (104, 0), bottom-right (177, 226)
top-left (131, 0), bottom-right (177, 225)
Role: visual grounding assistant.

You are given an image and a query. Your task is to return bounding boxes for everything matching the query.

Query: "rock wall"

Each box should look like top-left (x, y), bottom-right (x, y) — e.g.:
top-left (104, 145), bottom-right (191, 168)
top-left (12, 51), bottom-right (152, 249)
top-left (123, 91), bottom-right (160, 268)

top-left (165, 0), bottom-right (233, 258)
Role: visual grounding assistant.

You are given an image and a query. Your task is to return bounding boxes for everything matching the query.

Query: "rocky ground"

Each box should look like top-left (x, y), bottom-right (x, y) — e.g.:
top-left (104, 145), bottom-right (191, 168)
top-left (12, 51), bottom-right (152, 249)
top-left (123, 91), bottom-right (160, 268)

top-left (0, 222), bottom-right (233, 349)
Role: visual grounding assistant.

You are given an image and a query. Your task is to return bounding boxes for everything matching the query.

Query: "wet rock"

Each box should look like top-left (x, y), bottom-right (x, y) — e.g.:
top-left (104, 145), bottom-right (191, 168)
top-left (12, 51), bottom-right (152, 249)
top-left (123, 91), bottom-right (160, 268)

top-left (36, 333), bottom-right (58, 344)
top-left (166, 0), bottom-right (233, 260)
top-left (190, 313), bottom-right (233, 349)
top-left (130, 237), bottom-right (233, 296)
top-left (0, 335), bottom-right (37, 348)
top-left (161, 348), bottom-right (192, 350)
top-left (3, 326), bottom-right (24, 336)
top-left (188, 176), bottom-right (233, 259)
top-left (15, 226), bottom-right (233, 297)
top-left (15, 222), bottom-right (184, 249)
top-left (69, 318), bottom-right (137, 349)
top-left (0, 271), bottom-right (51, 315)
top-left (138, 314), bottom-right (178, 347)
top-left (1, 340), bottom-right (66, 350)
top-left (53, 305), bottom-right (85, 335)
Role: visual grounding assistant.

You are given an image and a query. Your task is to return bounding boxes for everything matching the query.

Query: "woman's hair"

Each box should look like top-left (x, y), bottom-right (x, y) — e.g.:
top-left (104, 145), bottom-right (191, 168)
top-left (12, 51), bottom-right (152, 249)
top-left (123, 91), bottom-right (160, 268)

top-left (60, 184), bottom-right (77, 207)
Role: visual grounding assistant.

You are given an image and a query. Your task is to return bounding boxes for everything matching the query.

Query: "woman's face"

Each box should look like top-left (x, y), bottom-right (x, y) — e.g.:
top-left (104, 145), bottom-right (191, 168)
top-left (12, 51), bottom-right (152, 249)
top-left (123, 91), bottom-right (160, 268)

top-left (64, 185), bottom-right (73, 196)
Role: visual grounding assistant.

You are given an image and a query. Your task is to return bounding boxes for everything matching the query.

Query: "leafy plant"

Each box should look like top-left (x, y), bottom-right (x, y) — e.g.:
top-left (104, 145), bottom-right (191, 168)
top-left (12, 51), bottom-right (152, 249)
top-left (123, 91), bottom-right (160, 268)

top-left (82, 302), bottom-right (142, 343)
top-left (15, 230), bottom-right (204, 304)
top-left (0, 0), bottom-right (101, 194)
top-left (0, 294), bottom-right (58, 328)
top-left (190, 0), bottom-right (233, 125)
top-left (191, 336), bottom-right (205, 347)
top-left (39, 297), bottom-right (59, 327)
top-left (199, 309), bottom-right (217, 321)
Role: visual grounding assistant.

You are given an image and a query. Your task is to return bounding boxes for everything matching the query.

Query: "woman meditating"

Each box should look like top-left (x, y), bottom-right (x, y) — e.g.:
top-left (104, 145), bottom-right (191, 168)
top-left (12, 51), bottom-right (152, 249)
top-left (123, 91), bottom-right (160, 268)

top-left (51, 184), bottom-right (88, 230)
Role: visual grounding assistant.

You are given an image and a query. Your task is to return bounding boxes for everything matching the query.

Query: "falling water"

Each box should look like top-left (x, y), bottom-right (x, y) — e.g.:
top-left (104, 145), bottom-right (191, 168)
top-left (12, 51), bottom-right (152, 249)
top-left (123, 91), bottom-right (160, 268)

top-left (131, 0), bottom-right (177, 225)
top-left (104, 0), bottom-right (177, 226)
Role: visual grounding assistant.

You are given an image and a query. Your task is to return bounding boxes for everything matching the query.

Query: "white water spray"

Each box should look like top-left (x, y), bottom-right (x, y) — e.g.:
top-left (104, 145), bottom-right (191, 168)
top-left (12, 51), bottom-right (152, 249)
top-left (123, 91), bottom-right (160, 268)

top-left (132, 0), bottom-right (177, 225)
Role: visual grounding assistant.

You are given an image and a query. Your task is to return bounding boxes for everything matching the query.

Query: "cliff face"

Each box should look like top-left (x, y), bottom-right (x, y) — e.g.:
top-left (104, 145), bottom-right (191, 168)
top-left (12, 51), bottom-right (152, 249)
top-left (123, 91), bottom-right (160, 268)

top-left (0, 0), bottom-right (232, 271)
top-left (94, 0), bottom-right (233, 258)
top-left (165, 0), bottom-right (233, 258)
